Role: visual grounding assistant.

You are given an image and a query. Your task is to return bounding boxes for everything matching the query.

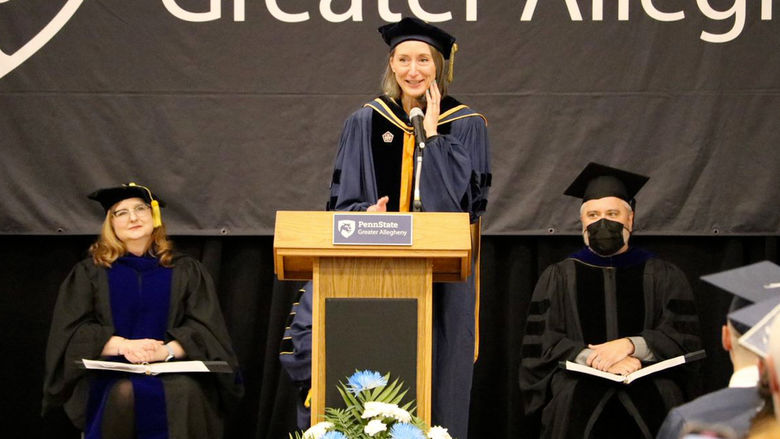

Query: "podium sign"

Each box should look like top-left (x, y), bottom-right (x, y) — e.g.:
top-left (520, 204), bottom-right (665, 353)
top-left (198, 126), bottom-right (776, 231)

top-left (333, 213), bottom-right (413, 246)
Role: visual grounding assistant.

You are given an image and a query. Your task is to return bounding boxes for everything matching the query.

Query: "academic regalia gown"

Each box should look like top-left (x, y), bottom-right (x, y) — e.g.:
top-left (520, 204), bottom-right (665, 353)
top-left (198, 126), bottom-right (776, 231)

top-left (42, 254), bottom-right (243, 438)
top-left (518, 247), bottom-right (702, 439)
top-left (280, 95), bottom-right (491, 438)
top-left (327, 95), bottom-right (490, 220)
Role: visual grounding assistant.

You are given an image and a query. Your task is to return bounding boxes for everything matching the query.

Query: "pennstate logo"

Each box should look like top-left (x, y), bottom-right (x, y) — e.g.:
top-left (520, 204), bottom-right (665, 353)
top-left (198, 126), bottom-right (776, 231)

top-left (337, 220), bottom-right (356, 238)
top-left (0, 0), bottom-right (84, 79)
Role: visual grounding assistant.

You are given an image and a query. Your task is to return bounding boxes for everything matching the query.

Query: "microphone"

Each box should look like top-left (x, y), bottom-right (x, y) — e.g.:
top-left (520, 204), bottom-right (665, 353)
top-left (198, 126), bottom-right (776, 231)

top-left (410, 107), bottom-right (426, 212)
top-left (409, 107), bottom-right (426, 148)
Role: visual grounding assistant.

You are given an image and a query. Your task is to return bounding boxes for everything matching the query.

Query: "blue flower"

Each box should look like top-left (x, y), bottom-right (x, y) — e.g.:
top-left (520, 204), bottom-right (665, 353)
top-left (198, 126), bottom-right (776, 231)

top-left (347, 370), bottom-right (387, 394)
top-left (321, 431), bottom-right (348, 439)
top-left (389, 423), bottom-right (425, 439)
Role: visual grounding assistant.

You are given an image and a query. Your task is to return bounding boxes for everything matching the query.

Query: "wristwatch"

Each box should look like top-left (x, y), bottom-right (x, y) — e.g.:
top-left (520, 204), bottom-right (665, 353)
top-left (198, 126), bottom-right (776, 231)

top-left (164, 343), bottom-right (175, 362)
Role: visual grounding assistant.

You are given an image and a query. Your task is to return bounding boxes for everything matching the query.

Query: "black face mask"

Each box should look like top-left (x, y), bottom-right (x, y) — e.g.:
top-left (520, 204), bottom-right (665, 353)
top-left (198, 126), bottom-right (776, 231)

top-left (586, 218), bottom-right (626, 256)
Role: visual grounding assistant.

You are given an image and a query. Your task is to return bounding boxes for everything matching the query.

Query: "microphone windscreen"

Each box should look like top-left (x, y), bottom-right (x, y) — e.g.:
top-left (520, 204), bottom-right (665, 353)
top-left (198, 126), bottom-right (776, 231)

top-left (410, 107), bottom-right (424, 119)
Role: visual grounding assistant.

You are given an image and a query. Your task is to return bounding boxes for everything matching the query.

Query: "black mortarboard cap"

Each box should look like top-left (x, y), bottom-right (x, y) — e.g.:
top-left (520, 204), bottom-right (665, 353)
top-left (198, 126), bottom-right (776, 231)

top-left (563, 162), bottom-right (649, 208)
top-left (378, 17), bottom-right (456, 60)
top-left (702, 261), bottom-right (780, 334)
top-left (87, 183), bottom-right (165, 212)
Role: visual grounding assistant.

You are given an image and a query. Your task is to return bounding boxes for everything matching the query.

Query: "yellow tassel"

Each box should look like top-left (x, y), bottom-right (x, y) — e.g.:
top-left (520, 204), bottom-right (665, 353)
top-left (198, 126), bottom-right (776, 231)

top-left (448, 43), bottom-right (458, 83)
top-left (128, 182), bottom-right (162, 228)
top-left (304, 388), bottom-right (312, 408)
top-left (151, 199), bottom-right (162, 228)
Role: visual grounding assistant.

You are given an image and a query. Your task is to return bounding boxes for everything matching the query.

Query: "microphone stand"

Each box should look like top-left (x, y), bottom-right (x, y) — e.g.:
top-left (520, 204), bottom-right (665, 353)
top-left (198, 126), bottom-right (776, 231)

top-left (410, 107), bottom-right (426, 212)
top-left (412, 137), bottom-right (425, 212)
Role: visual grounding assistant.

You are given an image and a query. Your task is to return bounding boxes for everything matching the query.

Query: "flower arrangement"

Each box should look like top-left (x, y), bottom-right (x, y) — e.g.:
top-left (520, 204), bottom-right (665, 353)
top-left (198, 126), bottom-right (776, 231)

top-left (291, 370), bottom-right (453, 439)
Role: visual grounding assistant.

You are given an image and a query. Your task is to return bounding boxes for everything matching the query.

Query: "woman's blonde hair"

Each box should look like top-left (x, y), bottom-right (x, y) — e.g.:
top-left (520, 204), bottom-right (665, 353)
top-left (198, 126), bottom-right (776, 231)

top-left (381, 43), bottom-right (449, 101)
top-left (89, 211), bottom-right (174, 268)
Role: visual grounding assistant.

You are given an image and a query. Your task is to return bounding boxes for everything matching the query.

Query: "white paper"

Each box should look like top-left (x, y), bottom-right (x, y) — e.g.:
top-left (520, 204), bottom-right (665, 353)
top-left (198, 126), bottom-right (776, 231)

top-left (82, 359), bottom-right (211, 375)
top-left (563, 353), bottom-right (688, 384)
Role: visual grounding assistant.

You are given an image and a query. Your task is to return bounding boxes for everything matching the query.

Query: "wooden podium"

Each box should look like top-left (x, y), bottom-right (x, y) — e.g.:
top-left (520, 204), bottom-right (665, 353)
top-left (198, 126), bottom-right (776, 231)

top-left (273, 211), bottom-right (472, 425)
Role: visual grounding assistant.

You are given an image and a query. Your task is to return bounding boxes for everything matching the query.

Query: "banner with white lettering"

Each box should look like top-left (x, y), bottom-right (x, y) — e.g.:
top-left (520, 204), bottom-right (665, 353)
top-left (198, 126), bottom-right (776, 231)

top-left (1, 0), bottom-right (777, 235)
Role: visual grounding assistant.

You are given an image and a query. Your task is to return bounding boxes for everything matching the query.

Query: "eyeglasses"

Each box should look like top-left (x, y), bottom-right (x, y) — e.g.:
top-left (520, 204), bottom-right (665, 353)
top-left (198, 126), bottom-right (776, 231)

top-left (112, 204), bottom-right (151, 220)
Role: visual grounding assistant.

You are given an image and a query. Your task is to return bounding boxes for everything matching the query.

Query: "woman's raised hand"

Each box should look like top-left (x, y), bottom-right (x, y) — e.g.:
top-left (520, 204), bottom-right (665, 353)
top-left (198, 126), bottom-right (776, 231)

top-left (423, 82), bottom-right (440, 138)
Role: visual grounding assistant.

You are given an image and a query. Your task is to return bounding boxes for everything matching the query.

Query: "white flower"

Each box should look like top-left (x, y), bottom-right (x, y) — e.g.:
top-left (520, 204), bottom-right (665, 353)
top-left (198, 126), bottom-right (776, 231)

top-left (389, 406), bottom-right (411, 423)
top-left (362, 402), bottom-right (412, 423)
top-left (427, 426), bottom-right (452, 439)
top-left (303, 421), bottom-right (334, 439)
top-left (364, 419), bottom-right (387, 437)
top-left (362, 402), bottom-right (396, 419)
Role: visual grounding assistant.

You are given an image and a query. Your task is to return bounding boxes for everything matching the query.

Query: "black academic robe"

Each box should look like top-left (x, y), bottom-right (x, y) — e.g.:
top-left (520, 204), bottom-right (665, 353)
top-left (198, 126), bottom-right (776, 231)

top-left (280, 95), bottom-right (491, 439)
top-left (42, 254), bottom-right (243, 438)
top-left (519, 247), bottom-right (702, 439)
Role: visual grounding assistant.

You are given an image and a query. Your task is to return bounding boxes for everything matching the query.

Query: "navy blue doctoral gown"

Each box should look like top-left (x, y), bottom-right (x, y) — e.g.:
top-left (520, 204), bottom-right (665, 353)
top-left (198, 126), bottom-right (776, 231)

top-left (280, 95), bottom-right (491, 439)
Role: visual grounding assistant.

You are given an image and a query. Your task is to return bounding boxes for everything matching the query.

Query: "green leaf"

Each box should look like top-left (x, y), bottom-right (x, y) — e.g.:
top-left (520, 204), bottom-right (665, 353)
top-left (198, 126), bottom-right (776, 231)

top-left (374, 378), bottom-right (401, 402)
top-left (337, 386), bottom-right (364, 420)
top-left (411, 417), bottom-right (429, 431)
top-left (324, 407), bottom-right (368, 438)
top-left (388, 388), bottom-right (408, 405)
top-left (401, 400), bottom-right (415, 413)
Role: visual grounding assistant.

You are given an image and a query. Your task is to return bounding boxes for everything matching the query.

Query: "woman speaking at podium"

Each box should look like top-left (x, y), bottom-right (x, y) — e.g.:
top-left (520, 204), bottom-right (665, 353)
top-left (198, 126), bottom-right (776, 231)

top-left (280, 17), bottom-right (491, 439)
top-left (42, 183), bottom-right (242, 439)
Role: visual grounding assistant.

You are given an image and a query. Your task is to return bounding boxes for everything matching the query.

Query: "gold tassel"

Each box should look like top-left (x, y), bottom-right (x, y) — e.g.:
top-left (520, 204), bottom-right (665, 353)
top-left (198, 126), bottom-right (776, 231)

top-left (304, 388), bottom-right (312, 408)
top-left (151, 199), bottom-right (162, 228)
top-left (128, 182), bottom-right (162, 228)
top-left (448, 43), bottom-right (458, 83)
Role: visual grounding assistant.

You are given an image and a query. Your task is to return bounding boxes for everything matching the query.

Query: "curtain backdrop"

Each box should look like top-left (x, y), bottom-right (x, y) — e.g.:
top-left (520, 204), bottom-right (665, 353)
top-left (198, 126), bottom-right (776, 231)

top-left (3, 234), bottom-right (776, 438)
top-left (3, 1), bottom-right (778, 436)
top-left (2, 0), bottom-right (779, 236)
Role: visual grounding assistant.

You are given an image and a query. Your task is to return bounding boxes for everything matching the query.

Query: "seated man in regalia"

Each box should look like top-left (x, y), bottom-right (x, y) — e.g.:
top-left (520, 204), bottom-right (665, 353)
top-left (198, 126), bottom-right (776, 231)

top-left (519, 163), bottom-right (703, 439)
